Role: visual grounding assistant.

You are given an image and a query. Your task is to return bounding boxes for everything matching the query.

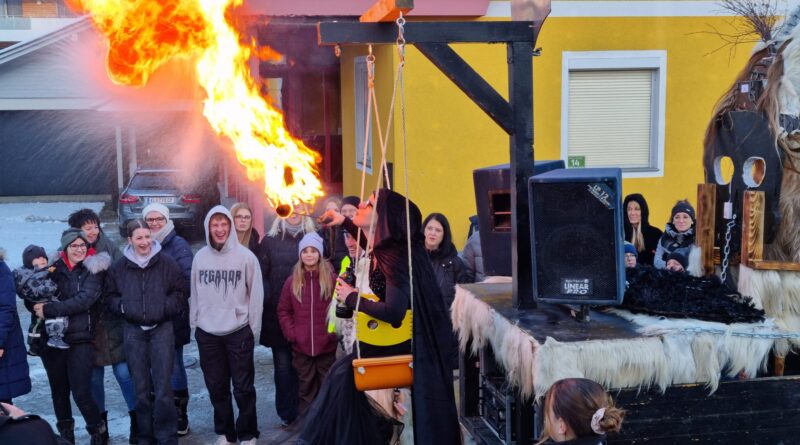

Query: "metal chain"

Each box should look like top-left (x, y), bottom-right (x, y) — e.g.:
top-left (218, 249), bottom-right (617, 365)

top-left (396, 13), bottom-right (406, 61)
top-left (720, 216), bottom-right (736, 282)
top-left (663, 326), bottom-right (800, 340)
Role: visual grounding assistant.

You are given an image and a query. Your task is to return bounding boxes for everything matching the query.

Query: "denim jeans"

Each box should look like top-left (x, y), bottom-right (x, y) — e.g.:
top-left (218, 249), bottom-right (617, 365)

top-left (40, 343), bottom-right (102, 428)
top-left (271, 344), bottom-right (299, 423)
top-left (91, 361), bottom-right (137, 412)
top-left (196, 326), bottom-right (259, 442)
top-left (124, 322), bottom-right (177, 445)
top-left (171, 345), bottom-right (188, 391)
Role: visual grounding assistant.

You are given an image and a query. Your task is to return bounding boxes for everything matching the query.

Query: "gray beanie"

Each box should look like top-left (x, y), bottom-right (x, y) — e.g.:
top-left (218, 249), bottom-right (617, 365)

top-left (60, 228), bottom-right (89, 252)
top-left (298, 232), bottom-right (324, 256)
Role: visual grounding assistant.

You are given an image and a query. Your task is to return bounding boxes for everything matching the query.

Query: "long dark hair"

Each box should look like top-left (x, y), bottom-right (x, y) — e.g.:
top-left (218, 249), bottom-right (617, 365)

top-left (422, 212), bottom-right (457, 259)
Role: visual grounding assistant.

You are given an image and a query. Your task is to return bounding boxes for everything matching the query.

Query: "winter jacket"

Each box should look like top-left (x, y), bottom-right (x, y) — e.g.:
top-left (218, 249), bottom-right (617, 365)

top-left (0, 414), bottom-right (71, 445)
top-left (106, 247), bottom-right (187, 327)
top-left (622, 194), bottom-right (663, 266)
top-left (43, 252), bottom-right (109, 344)
top-left (89, 230), bottom-right (126, 366)
top-left (13, 265), bottom-right (59, 345)
top-left (259, 229), bottom-right (307, 348)
top-left (92, 230), bottom-right (122, 262)
top-left (246, 227), bottom-right (262, 258)
top-left (459, 230), bottom-right (484, 282)
top-left (277, 269), bottom-right (338, 357)
top-left (159, 229), bottom-right (193, 347)
top-left (428, 248), bottom-right (469, 310)
top-left (654, 224), bottom-right (696, 270)
top-left (0, 253), bottom-right (32, 400)
top-left (190, 206), bottom-right (264, 336)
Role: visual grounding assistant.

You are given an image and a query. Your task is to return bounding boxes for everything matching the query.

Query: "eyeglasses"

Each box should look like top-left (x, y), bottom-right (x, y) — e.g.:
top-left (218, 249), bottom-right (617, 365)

top-left (68, 243), bottom-right (87, 250)
top-left (234, 215), bottom-right (252, 220)
top-left (145, 217), bottom-right (166, 224)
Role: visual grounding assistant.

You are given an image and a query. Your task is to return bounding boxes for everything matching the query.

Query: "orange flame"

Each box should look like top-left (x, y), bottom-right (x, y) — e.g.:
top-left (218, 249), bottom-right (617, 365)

top-left (70, 0), bottom-right (323, 213)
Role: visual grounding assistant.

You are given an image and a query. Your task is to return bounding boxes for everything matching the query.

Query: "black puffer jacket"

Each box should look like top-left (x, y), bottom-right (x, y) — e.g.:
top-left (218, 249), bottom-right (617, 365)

top-left (90, 230), bottom-right (126, 366)
top-left (106, 251), bottom-right (187, 327)
top-left (43, 253), bottom-right (109, 344)
top-left (159, 230), bottom-right (193, 347)
top-left (259, 230), bottom-right (306, 348)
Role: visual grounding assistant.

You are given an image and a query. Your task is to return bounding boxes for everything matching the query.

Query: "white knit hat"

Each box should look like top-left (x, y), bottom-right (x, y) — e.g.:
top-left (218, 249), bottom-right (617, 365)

top-left (142, 203), bottom-right (170, 221)
top-left (298, 232), bottom-right (324, 256)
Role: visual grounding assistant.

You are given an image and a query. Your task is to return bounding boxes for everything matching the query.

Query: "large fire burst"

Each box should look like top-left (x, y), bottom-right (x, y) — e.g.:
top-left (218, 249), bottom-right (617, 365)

top-left (69, 0), bottom-right (323, 213)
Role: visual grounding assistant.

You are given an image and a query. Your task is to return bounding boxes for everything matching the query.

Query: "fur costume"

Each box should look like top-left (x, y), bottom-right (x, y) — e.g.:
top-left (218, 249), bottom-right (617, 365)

top-left (622, 265), bottom-right (764, 324)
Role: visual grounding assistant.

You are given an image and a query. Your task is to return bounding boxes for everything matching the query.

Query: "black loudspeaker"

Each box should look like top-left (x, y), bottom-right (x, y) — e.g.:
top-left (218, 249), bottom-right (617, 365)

top-left (528, 168), bottom-right (624, 305)
top-left (473, 161), bottom-right (564, 277)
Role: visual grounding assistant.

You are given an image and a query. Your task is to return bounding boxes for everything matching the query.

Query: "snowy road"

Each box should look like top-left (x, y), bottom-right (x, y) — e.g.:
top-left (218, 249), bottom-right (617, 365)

top-left (1, 201), bottom-right (283, 444)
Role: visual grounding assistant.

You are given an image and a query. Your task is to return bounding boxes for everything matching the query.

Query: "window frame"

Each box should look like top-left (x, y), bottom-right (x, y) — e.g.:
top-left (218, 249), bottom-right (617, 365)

top-left (560, 50), bottom-right (667, 178)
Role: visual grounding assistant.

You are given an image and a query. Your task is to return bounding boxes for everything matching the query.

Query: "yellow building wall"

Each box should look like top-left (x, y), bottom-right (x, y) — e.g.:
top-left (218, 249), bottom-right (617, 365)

top-left (340, 15), bottom-right (752, 248)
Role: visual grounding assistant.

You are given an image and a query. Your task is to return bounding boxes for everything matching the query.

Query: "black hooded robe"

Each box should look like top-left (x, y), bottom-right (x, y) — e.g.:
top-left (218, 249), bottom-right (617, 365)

top-left (297, 189), bottom-right (460, 444)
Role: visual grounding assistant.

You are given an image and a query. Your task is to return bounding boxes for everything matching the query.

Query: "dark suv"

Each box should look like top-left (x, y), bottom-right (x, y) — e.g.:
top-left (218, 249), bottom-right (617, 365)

top-left (117, 168), bottom-right (219, 238)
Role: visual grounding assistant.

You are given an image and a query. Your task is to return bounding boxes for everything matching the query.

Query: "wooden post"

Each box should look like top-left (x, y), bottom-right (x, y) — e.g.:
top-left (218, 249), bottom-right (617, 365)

top-left (360, 0), bottom-right (414, 22)
top-left (741, 190), bottom-right (765, 268)
top-left (696, 183), bottom-right (716, 275)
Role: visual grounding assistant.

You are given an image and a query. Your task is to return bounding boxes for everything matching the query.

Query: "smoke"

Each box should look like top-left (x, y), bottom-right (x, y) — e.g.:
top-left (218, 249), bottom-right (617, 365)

top-left (0, 25), bottom-right (239, 196)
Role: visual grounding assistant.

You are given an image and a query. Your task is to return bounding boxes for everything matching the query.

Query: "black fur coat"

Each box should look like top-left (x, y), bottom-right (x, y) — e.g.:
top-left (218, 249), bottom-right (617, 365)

top-left (623, 266), bottom-right (764, 324)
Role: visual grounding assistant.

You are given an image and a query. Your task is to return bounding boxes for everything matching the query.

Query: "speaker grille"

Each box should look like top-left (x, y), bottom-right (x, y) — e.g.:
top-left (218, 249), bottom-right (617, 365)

top-left (531, 180), bottom-right (619, 302)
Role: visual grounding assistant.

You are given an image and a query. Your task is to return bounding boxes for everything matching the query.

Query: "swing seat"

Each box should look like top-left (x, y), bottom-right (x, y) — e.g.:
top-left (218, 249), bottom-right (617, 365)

top-left (353, 354), bottom-right (413, 391)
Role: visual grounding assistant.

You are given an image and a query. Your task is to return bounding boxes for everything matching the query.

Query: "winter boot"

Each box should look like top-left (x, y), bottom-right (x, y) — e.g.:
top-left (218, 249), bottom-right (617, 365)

top-left (56, 418), bottom-right (75, 444)
top-left (45, 318), bottom-right (70, 349)
top-left (88, 422), bottom-right (108, 445)
top-left (174, 388), bottom-right (190, 436)
top-left (129, 410), bottom-right (139, 445)
top-left (101, 411), bottom-right (109, 443)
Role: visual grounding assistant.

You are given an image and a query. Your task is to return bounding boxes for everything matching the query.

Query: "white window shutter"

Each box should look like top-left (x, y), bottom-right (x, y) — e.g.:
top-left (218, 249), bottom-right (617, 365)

top-left (567, 70), bottom-right (654, 169)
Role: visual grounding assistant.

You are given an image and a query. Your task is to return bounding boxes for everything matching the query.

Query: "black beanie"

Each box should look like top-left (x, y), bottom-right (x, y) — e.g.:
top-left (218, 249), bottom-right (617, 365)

top-left (341, 195), bottom-right (361, 209)
top-left (670, 200), bottom-right (696, 223)
top-left (666, 251), bottom-right (688, 269)
top-left (22, 245), bottom-right (47, 269)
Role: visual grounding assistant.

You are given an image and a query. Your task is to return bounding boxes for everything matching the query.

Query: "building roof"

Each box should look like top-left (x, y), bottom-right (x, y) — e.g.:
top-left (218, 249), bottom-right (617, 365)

top-left (0, 17), bottom-right (90, 66)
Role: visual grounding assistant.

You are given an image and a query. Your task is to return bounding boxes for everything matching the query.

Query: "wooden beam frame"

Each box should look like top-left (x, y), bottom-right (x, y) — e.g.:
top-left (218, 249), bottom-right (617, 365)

top-left (318, 20), bottom-right (538, 310)
top-left (696, 183), bottom-right (716, 276)
top-left (740, 190), bottom-right (800, 271)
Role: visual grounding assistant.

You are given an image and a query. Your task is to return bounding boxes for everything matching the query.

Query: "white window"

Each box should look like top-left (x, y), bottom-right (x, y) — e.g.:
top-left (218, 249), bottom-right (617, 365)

top-left (561, 51), bottom-right (666, 177)
top-left (354, 56), bottom-right (373, 174)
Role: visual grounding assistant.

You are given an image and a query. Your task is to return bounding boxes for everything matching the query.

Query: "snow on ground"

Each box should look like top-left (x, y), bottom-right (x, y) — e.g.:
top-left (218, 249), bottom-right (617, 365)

top-left (0, 201), bottom-right (287, 444)
top-left (0, 202), bottom-right (104, 268)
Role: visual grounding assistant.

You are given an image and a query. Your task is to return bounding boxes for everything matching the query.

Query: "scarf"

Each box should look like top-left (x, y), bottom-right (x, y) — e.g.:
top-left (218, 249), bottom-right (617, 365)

top-left (151, 220), bottom-right (174, 244)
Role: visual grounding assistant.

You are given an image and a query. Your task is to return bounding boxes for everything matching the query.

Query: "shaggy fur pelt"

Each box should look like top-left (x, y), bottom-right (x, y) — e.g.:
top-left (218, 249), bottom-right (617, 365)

top-left (453, 283), bottom-right (781, 399)
top-left (623, 265), bottom-right (765, 323)
top-left (739, 265), bottom-right (800, 353)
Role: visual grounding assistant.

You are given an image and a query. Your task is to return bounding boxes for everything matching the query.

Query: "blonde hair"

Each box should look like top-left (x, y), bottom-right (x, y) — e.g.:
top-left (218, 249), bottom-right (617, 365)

top-left (290, 252), bottom-right (335, 303)
top-left (231, 202), bottom-right (254, 247)
top-left (630, 223), bottom-right (645, 253)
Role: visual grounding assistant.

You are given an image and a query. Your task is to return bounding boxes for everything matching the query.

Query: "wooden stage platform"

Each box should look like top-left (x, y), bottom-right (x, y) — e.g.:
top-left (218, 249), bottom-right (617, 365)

top-left (454, 283), bottom-right (800, 444)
